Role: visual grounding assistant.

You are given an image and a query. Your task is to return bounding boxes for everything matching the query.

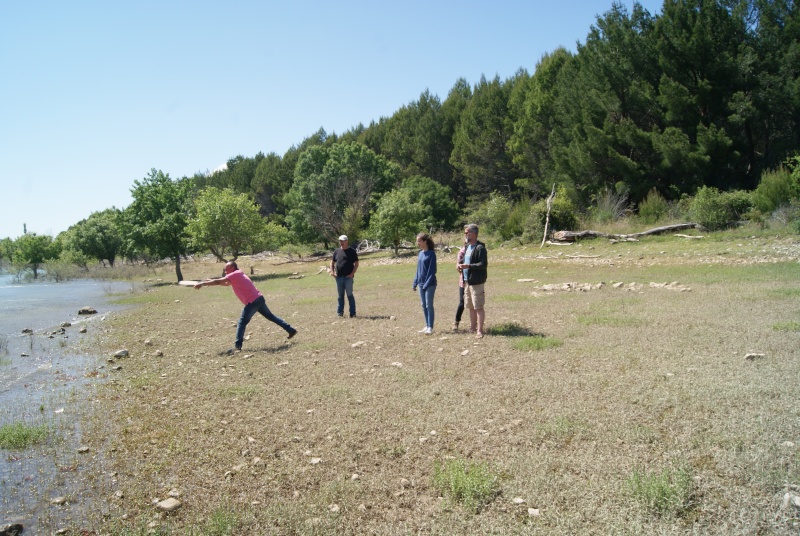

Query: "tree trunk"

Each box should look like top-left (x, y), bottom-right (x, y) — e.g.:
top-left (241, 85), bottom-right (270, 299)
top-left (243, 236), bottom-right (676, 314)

top-left (552, 223), bottom-right (703, 242)
top-left (175, 255), bottom-right (184, 282)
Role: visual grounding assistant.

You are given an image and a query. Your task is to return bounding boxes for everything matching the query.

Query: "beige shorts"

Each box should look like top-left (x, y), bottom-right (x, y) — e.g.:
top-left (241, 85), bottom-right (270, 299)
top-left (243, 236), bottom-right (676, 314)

top-left (465, 283), bottom-right (485, 310)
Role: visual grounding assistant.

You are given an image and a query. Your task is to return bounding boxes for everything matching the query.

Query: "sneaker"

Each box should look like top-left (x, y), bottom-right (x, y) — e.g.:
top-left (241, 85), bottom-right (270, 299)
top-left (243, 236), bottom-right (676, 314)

top-left (424, 327), bottom-right (432, 335)
top-left (418, 327), bottom-right (428, 333)
top-left (287, 329), bottom-right (298, 340)
top-left (350, 314), bottom-right (356, 318)
top-left (452, 322), bottom-right (459, 332)
top-left (221, 347), bottom-right (240, 356)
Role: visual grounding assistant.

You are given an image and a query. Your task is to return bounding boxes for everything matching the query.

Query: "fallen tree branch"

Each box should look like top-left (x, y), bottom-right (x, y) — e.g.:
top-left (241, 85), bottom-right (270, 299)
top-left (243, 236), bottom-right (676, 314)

top-left (552, 223), bottom-right (702, 242)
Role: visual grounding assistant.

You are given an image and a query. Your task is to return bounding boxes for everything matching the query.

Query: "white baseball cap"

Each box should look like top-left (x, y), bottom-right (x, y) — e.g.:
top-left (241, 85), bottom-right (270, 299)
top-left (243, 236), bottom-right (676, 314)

top-left (338, 235), bottom-right (348, 241)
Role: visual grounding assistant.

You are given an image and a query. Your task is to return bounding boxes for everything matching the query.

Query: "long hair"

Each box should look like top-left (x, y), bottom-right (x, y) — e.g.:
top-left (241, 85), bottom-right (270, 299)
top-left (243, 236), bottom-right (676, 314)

top-left (416, 232), bottom-right (434, 250)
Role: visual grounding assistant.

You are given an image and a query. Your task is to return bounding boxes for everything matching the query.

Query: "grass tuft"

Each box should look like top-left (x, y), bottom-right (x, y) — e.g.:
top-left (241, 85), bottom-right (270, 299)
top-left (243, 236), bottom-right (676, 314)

top-left (512, 335), bottom-right (563, 351)
top-left (627, 465), bottom-right (694, 517)
top-left (0, 421), bottom-right (50, 449)
top-left (487, 322), bottom-right (538, 337)
top-left (432, 458), bottom-right (501, 512)
top-left (772, 321), bottom-right (800, 332)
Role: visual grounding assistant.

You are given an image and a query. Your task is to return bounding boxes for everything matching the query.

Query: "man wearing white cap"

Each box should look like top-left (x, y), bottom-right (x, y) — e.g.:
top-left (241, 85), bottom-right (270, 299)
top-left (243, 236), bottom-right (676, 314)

top-left (330, 235), bottom-right (359, 317)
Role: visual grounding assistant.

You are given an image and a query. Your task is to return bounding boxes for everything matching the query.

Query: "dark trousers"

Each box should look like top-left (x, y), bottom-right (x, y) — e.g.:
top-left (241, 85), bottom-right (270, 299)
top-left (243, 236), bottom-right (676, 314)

top-left (236, 295), bottom-right (293, 349)
top-left (455, 285), bottom-right (465, 323)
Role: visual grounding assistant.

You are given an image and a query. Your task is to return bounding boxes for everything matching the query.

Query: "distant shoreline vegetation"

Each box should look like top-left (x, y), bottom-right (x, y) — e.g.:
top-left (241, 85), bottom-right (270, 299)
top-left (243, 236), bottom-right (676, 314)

top-left (2, 2), bottom-right (798, 279)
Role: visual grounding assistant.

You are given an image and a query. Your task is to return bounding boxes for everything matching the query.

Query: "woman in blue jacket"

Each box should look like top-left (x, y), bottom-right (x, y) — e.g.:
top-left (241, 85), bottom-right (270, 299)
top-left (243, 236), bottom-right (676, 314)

top-left (413, 232), bottom-right (437, 334)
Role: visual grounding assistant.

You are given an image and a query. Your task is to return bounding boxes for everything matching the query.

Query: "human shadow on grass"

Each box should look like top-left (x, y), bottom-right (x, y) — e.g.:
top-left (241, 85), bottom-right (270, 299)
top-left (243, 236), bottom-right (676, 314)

top-left (217, 342), bottom-right (292, 356)
top-left (486, 322), bottom-right (548, 338)
top-left (354, 315), bottom-right (394, 321)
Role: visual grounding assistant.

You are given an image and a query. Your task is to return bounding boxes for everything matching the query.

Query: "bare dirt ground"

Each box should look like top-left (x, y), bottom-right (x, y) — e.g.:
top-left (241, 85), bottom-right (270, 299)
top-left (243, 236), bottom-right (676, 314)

top-left (62, 232), bottom-right (800, 534)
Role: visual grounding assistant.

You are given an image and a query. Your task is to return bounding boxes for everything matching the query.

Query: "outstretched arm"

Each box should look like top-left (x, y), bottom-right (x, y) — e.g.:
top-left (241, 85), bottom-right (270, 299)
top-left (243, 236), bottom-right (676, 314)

top-left (194, 276), bottom-right (230, 289)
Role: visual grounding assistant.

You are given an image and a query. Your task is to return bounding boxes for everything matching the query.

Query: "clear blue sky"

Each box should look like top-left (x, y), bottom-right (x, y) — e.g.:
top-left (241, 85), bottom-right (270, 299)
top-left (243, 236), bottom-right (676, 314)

top-left (0, 0), bottom-right (664, 240)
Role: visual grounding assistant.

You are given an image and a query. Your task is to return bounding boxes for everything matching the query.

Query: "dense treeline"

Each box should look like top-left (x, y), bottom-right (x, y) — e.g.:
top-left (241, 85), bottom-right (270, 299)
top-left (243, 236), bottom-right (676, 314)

top-left (3, 0), bottom-right (799, 280)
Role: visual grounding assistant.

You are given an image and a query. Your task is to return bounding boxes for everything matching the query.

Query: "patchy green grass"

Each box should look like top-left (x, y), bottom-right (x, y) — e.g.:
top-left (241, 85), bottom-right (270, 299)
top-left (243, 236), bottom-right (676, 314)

top-left (773, 321), bottom-right (800, 332)
top-left (628, 465), bottom-right (694, 517)
top-left (58, 233), bottom-right (800, 534)
top-left (432, 458), bottom-right (502, 512)
top-left (513, 336), bottom-right (563, 351)
top-left (0, 421), bottom-right (50, 449)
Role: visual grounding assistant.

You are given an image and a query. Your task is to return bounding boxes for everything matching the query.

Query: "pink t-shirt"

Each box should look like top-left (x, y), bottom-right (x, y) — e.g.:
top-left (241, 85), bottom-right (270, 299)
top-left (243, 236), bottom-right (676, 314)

top-left (225, 270), bottom-right (262, 305)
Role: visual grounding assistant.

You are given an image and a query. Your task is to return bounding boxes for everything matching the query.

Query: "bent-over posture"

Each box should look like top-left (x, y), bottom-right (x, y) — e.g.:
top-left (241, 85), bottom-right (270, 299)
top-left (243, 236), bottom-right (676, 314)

top-left (194, 261), bottom-right (297, 352)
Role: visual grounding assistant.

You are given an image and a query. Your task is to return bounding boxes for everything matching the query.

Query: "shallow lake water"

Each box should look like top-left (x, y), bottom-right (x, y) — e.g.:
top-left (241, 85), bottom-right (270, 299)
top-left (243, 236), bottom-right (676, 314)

top-left (0, 273), bottom-right (136, 531)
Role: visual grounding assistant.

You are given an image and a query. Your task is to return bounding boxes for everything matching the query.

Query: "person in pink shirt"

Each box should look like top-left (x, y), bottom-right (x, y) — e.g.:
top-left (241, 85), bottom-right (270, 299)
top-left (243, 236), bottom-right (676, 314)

top-left (194, 261), bottom-right (297, 353)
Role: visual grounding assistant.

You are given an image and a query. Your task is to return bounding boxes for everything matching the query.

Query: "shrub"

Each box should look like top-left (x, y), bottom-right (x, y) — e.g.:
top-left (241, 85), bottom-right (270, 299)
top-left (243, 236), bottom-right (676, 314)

top-left (587, 187), bottom-right (629, 225)
top-left (638, 188), bottom-right (670, 224)
top-left (690, 187), bottom-right (751, 231)
top-left (525, 188), bottom-right (579, 240)
top-left (432, 458), bottom-right (501, 512)
top-left (752, 166), bottom-right (794, 213)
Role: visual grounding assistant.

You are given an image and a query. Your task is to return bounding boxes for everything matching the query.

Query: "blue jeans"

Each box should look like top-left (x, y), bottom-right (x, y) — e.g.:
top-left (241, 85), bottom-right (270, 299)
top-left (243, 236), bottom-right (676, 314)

top-left (335, 276), bottom-right (356, 317)
top-left (418, 285), bottom-right (436, 328)
top-left (236, 295), bottom-right (294, 349)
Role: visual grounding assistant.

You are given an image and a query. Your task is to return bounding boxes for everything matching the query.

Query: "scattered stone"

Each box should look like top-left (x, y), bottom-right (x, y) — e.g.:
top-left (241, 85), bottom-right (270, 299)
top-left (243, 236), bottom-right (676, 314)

top-left (351, 474), bottom-right (360, 481)
top-left (612, 282), bottom-right (624, 288)
top-left (310, 457), bottom-right (322, 465)
top-left (51, 496), bottom-right (68, 505)
top-left (168, 489), bottom-right (180, 498)
top-left (512, 497), bottom-right (526, 504)
top-left (783, 441), bottom-right (796, 448)
top-left (21, 328), bottom-right (33, 334)
top-left (351, 341), bottom-right (367, 348)
top-left (78, 306), bottom-right (97, 315)
top-left (528, 508), bottom-right (541, 517)
top-left (20, 352), bottom-right (29, 357)
top-left (782, 492), bottom-right (800, 510)
top-left (391, 362), bottom-right (403, 368)
top-left (0, 523), bottom-right (24, 536)
top-left (156, 497), bottom-right (182, 512)
top-left (461, 350), bottom-right (469, 356)
top-left (77, 446), bottom-right (90, 454)
top-left (114, 490), bottom-right (124, 499)
top-left (154, 350), bottom-right (164, 357)
top-left (144, 339), bottom-right (153, 346)
top-left (744, 353), bottom-right (765, 361)
top-left (79, 326), bottom-right (87, 333)
top-left (328, 503), bottom-right (340, 513)
top-left (113, 349), bottom-right (129, 358)
top-left (60, 322), bottom-right (72, 327)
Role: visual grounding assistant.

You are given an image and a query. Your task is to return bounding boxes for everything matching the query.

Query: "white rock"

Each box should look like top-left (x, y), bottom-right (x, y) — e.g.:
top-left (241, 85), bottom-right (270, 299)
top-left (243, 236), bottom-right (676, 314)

top-left (512, 497), bottom-right (526, 504)
top-left (156, 497), bottom-right (182, 512)
top-left (328, 503), bottom-right (340, 513)
top-left (51, 496), bottom-right (68, 505)
top-left (310, 457), bottom-right (322, 465)
top-left (744, 353), bottom-right (765, 360)
top-left (528, 508), bottom-right (541, 517)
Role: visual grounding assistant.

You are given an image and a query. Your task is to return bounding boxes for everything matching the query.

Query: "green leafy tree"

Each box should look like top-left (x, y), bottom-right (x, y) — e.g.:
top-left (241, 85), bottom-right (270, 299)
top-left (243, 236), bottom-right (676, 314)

top-left (398, 176), bottom-right (460, 231)
top-left (368, 189), bottom-right (427, 255)
top-left (285, 142), bottom-right (401, 245)
top-left (123, 169), bottom-right (193, 281)
top-left (188, 187), bottom-right (268, 262)
top-left (12, 232), bottom-right (59, 279)
top-left (67, 208), bottom-right (122, 267)
top-left (0, 237), bottom-right (15, 264)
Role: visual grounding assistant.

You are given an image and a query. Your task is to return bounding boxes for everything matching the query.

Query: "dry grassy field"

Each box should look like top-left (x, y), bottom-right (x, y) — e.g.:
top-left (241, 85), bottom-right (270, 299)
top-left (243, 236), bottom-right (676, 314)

top-left (73, 230), bottom-right (799, 534)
